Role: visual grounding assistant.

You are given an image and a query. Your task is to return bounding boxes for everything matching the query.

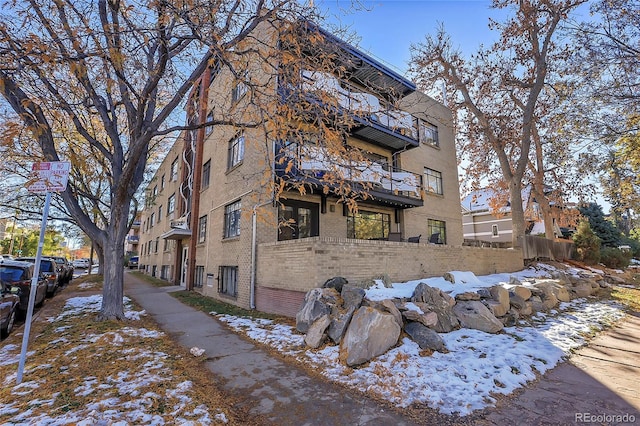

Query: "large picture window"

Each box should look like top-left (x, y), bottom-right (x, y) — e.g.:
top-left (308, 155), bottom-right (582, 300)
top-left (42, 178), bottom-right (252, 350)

top-left (228, 134), bottom-right (245, 169)
top-left (427, 219), bottom-right (446, 244)
top-left (224, 200), bottom-right (241, 238)
top-left (425, 168), bottom-right (443, 195)
top-left (420, 121), bottom-right (439, 147)
top-left (347, 210), bottom-right (390, 240)
top-left (278, 200), bottom-right (319, 241)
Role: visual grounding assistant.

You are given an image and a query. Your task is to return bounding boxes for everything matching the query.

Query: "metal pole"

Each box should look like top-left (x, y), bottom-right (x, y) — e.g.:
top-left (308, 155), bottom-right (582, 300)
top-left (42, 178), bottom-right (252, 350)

top-left (16, 191), bottom-right (52, 384)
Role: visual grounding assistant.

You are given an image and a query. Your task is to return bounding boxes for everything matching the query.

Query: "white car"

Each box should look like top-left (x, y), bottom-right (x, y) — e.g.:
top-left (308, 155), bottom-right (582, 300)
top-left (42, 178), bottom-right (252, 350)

top-left (72, 259), bottom-right (90, 268)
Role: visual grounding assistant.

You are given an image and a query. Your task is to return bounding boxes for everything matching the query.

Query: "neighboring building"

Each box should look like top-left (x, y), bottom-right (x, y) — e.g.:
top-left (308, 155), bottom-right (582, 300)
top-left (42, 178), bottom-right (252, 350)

top-left (138, 20), bottom-right (481, 316)
top-left (461, 187), bottom-right (563, 244)
top-left (124, 213), bottom-right (141, 261)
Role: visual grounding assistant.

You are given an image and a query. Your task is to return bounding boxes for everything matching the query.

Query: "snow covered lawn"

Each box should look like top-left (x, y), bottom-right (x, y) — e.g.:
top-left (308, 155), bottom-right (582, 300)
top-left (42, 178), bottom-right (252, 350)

top-left (215, 264), bottom-right (627, 416)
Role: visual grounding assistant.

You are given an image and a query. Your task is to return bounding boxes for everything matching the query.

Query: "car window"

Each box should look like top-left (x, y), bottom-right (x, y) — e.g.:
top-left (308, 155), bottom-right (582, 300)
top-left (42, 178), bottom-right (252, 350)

top-left (0, 266), bottom-right (25, 282)
top-left (40, 261), bottom-right (54, 272)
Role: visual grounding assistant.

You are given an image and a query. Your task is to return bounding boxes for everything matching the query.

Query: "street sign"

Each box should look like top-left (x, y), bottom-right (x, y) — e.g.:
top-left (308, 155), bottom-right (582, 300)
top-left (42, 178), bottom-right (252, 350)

top-left (26, 161), bottom-right (71, 193)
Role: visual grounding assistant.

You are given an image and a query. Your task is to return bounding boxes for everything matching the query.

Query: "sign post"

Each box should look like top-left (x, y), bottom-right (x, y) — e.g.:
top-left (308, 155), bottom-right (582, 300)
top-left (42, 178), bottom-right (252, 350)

top-left (16, 161), bottom-right (70, 384)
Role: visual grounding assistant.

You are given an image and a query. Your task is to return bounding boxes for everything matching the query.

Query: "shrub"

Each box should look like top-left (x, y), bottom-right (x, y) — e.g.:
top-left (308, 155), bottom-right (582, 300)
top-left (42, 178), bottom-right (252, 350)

top-left (600, 247), bottom-right (633, 269)
top-left (573, 220), bottom-right (601, 264)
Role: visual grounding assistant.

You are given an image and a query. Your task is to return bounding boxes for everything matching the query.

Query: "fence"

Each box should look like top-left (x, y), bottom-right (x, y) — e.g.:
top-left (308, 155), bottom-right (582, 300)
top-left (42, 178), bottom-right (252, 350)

top-left (521, 235), bottom-right (574, 260)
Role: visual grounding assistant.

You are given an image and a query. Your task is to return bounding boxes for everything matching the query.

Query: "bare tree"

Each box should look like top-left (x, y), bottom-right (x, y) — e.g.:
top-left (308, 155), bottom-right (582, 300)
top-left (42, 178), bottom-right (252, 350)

top-left (410, 0), bottom-right (586, 247)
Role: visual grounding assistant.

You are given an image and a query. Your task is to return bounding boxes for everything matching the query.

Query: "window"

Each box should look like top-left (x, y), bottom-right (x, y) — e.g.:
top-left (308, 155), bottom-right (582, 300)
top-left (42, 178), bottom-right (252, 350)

top-left (154, 238), bottom-right (159, 253)
top-left (218, 266), bottom-right (237, 297)
top-left (158, 205), bottom-right (162, 223)
top-left (153, 185), bottom-right (158, 197)
top-left (150, 213), bottom-right (155, 228)
top-left (167, 193), bottom-right (176, 215)
top-left (224, 200), bottom-right (241, 238)
top-left (170, 158), bottom-right (179, 182)
top-left (205, 111), bottom-right (214, 136)
top-left (425, 168), bottom-right (443, 195)
top-left (202, 160), bottom-right (211, 189)
top-left (492, 224), bottom-right (499, 237)
top-left (420, 121), bottom-right (439, 147)
top-left (198, 215), bottom-right (207, 243)
top-left (427, 219), bottom-right (446, 244)
top-left (231, 73), bottom-right (248, 102)
top-left (228, 134), bottom-right (245, 169)
top-left (194, 266), bottom-right (205, 288)
top-left (161, 265), bottom-right (170, 281)
top-left (278, 201), bottom-right (319, 241)
top-left (161, 174), bottom-right (165, 190)
top-left (347, 210), bottom-right (390, 240)
top-left (152, 265), bottom-right (157, 277)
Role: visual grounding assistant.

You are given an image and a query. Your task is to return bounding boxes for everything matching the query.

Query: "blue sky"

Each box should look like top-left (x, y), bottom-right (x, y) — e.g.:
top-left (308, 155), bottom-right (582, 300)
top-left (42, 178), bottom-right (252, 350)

top-left (317, 0), bottom-right (504, 76)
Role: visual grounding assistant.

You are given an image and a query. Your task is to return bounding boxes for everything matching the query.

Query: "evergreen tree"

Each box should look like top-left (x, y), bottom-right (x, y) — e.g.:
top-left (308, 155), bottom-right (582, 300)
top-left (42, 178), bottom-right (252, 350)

top-left (572, 220), bottom-right (601, 264)
top-left (578, 203), bottom-right (622, 247)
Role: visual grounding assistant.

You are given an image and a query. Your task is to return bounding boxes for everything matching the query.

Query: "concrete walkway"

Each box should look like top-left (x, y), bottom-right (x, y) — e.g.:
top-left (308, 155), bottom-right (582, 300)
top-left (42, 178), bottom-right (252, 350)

top-left (124, 272), bottom-right (423, 426)
top-left (125, 272), bottom-right (640, 425)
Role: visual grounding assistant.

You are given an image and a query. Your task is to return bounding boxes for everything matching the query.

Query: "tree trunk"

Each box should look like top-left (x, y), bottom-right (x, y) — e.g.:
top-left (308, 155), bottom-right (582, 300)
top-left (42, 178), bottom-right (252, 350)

top-left (509, 180), bottom-right (526, 248)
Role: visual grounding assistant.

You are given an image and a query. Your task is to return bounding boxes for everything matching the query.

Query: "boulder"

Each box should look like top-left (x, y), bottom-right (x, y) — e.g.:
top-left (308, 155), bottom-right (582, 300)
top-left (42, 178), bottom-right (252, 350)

top-left (510, 285), bottom-right (532, 300)
top-left (323, 276), bottom-right (348, 293)
top-left (411, 283), bottom-right (459, 332)
top-left (443, 272), bottom-right (456, 283)
top-left (500, 308), bottom-right (520, 327)
top-left (489, 285), bottom-right (510, 311)
top-left (341, 285), bottom-right (365, 309)
top-left (341, 307), bottom-right (401, 367)
top-left (404, 322), bottom-right (446, 352)
top-left (520, 301), bottom-right (533, 316)
top-left (455, 292), bottom-right (481, 301)
top-left (453, 301), bottom-right (504, 334)
top-left (305, 315), bottom-right (331, 348)
top-left (402, 309), bottom-right (438, 328)
top-left (508, 292), bottom-right (527, 310)
top-left (553, 285), bottom-right (571, 303)
top-left (328, 306), bottom-right (356, 344)
top-left (571, 282), bottom-right (593, 298)
top-left (484, 300), bottom-right (508, 317)
top-left (296, 288), bottom-right (338, 333)
top-left (528, 295), bottom-right (546, 313)
top-left (379, 299), bottom-right (403, 328)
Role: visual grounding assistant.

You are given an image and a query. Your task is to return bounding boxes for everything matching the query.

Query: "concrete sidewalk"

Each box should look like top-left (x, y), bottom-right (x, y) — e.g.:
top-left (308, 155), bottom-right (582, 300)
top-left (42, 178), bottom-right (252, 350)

top-left (124, 272), bottom-right (429, 426)
top-left (125, 272), bottom-right (640, 425)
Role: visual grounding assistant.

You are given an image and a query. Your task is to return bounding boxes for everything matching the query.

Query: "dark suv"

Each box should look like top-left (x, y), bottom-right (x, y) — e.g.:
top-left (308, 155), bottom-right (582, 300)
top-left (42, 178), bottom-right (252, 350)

top-left (50, 256), bottom-right (73, 285)
top-left (15, 257), bottom-right (61, 297)
top-left (0, 259), bottom-right (47, 316)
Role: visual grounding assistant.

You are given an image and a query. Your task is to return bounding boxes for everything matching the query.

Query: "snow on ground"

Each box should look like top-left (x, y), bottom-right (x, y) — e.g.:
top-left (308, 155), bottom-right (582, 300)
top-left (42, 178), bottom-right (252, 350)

top-left (216, 264), bottom-right (626, 416)
top-left (1, 296), bottom-right (226, 425)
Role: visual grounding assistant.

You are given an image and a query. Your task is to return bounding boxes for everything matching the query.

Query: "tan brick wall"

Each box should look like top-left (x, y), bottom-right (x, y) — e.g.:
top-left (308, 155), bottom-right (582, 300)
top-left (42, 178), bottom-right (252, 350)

top-left (256, 237), bottom-right (523, 315)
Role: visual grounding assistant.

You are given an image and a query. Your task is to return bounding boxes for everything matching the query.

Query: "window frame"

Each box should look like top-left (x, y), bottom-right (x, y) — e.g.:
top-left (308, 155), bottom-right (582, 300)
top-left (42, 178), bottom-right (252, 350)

top-left (425, 168), bottom-right (443, 195)
top-left (492, 224), bottom-right (499, 237)
top-left (218, 265), bottom-right (238, 297)
top-left (347, 210), bottom-right (391, 240)
top-left (277, 200), bottom-right (320, 241)
top-left (227, 133), bottom-right (245, 170)
top-left (419, 120), bottom-right (439, 147)
top-left (167, 193), bottom-right (176, 215)
top-left (202, 159), bottom-right (211, 189)
top-left (198, 215), bottom-right (207, 244)
top-left (224, 200), bottom-right (241, 238)
top-left (427, 219), bottom-right (447, 244)
top-left (170, 158), bottom-right (179, 182)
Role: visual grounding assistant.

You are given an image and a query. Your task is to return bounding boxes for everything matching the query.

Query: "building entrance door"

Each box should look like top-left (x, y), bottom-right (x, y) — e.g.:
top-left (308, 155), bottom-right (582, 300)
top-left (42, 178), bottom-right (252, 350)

top-left (180, 246), bottom-right (188, 288)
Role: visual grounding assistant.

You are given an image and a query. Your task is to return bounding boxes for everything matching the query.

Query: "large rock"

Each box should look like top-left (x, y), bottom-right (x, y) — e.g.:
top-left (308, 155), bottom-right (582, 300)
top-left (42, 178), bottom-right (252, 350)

top-left (455, 292), bottom-right (481, 301)
top-left (296, 288), bottom-right (338, 333)
top-left (341, 285), bottom-right (365, 309)
top-left (404, 322), bottom-right (446, 352)
top-left (341, 307), bottom-right (401, 366)
top-left (453, 301), bottom-right (504, 334)
top-left (571, 282), bottom-right (593, 298)
top-left (323, 276), bottom-right (348, 293)
top-left (379, 299), bottom-right (403, 328)
top-left (305, 315), bottom-right (331, 348)
top-left (402, 308), bottom-right (438, 328)
top-left (510, 285), bottom-right (532, 300)
top-left (411, 283), bottom-right (459, 332)
top-left (532, 281), bottom-right (559, 310)
top-left (328, 306), bottom-right (356, 344)
top-left (489, 285), bottom-right (510, 312)
top-left (508, 292), bottom-right (527, 310)
top-left (484, 300), bottom-right (508, 317)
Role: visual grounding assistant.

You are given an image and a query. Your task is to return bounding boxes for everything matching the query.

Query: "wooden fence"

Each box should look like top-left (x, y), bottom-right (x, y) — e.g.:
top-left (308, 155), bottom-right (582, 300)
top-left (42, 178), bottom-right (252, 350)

top-left (521, 235), bottom-right (574, 260)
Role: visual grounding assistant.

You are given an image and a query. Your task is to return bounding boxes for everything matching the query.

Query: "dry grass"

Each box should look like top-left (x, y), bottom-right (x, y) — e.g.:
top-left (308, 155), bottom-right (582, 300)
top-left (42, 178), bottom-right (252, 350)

top-left (0, 276), bottom-right (261, 425)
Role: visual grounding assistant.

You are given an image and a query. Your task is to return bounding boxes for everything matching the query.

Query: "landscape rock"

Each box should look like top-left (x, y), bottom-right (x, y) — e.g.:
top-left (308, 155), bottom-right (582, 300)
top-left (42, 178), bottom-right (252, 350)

top-left (402, 308), bottom-right (438, 328)
top-left (323, 276), bottom-right (348, 293)
top-left (500, 308), bottom-right (520, 327)
top-left (328, 306), bottom-right (356, 344)
top-left (296, 288), bottom-right (338, 333)
top-left (443, 272), bottom-right (456, 283)
top-left (379, 299), bottom-right (403, 328)
top-left (553, 285), bottom-right (571, 303)
top-left (571, 282), bottom-right (593, 298)
top-left (484, 300), bottom-right (508, 317)
top-left (490, 285), bottom-right (510, 311)
top-left (411, 283), bottom-right (459, 332)
top-left (453, 301), bottom-right (504, 334)
top-left (305, 315), bottom-right (331, 348)
top-left (341, 306), bottom-right (401, 366)
top-left (404, 322), bottom-right (446, 352)
top-left (510, 285), bottom-right (532, 300)
top-left (508, 292), bottom-right (527, 310)
top-left (528, 295), bottom-right (546, 313)
top-left (341, 285), bottom-right (365, 309)
top-left (455, 292), bottom-right (481, 301)
top-left (520, 301), bottom-right (533, 316)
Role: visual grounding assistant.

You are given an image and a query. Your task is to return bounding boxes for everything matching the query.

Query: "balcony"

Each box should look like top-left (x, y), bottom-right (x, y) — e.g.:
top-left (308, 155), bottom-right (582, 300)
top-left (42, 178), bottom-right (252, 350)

top-left (275, 143), bottom-right (423, 209)
top-left (126, 235), bottom-right (140, 244)
top-left (131, 220), bottom-right (141, 229)
top-left (160, 217), bottom-right (192, 240)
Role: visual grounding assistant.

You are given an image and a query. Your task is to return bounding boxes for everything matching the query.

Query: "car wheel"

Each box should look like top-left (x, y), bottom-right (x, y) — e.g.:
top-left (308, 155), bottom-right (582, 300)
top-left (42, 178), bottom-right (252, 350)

top-left (1, 309), bottom-right (16, 338)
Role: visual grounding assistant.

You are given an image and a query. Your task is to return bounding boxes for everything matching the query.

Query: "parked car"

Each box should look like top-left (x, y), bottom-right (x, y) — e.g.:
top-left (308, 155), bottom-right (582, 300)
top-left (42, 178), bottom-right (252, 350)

top-left (0, 280), bottom-right (20, 338)
top-left (14, 257), bottom-right (61, 297)
top-left (128, 256), bottom-right (139, 269)
top-left (50, 256), bottom-right (73, 285)
top-left (73, 258), bottom-right (90, 269)
top-left (0, 259), bottom-right (47, 317)
top-left (1, 254), bottom-right (14, 261)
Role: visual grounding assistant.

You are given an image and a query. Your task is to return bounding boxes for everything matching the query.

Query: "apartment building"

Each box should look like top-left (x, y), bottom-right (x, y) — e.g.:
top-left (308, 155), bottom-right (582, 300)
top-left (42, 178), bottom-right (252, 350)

top-left (138, 20), bottom-right (477, 316)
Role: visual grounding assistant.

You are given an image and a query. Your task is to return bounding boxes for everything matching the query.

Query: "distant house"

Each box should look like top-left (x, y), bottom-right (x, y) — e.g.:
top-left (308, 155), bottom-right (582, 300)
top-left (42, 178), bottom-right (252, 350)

top-left (461, 187), bottom-right (563, 245)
